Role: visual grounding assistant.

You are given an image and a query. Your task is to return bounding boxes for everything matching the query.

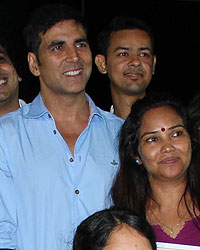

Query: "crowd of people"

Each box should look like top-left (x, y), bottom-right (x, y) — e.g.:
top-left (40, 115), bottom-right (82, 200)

top-left (0, 2), bottom-right (200, 250)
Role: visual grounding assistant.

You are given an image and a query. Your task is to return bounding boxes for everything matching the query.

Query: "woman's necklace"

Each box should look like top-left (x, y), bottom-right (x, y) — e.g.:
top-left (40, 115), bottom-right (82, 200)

top-left (150, 209), bottom-right (186, 238)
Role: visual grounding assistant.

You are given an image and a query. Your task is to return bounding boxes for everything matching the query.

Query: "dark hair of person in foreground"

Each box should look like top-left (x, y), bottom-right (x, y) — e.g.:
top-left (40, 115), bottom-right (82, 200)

top-left (73, 207), bottom-right (157, 250)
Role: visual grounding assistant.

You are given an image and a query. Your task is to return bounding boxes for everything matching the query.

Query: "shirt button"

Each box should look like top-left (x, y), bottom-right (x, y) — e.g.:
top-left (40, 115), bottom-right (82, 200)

top-left (75, 189), bottom-right (80, 194)
top-left (69, 158), bottom-right (74, 162)
top-left (53, 130), bottom-right (56, 134)
top-left (48, 114), bottom-right (51, 118)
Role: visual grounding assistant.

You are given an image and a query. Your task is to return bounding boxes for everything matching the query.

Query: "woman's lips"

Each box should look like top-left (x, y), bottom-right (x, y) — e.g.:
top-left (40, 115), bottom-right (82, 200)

top-left (159, 157), bottom-right (179, 164)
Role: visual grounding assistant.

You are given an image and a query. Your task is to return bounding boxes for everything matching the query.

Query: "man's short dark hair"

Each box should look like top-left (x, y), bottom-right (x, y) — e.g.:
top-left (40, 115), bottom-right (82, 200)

top-left (24, 3), bottom-right (87, 60)
top-left (96, 16), bottom-right (155, 57)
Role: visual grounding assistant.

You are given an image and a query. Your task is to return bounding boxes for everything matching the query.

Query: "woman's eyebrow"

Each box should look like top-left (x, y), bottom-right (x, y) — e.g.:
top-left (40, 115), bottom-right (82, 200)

top-left (140, 130), bottom-right (158, 140)
top-left (168, 125), bottom-right (185, 130)
top-left (140, 125), bottom-right (185, 139)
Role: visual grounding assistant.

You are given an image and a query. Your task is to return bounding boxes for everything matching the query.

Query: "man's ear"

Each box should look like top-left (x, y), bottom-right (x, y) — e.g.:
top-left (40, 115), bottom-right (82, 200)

top-left (152, 55), bottom-right (157, 75)
top-left (95, 54), bottom-right (107, 74)
top-left (27, 52), bottom-right (40, 77)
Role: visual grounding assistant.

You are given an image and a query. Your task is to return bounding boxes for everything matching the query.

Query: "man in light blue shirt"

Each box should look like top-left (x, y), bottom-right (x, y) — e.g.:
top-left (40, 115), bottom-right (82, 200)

top-left (0, 3), bottom-right (123, 250)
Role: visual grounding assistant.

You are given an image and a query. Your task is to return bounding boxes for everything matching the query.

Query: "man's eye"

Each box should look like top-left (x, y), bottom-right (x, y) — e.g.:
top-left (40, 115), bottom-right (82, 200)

top-left (76, 43), bottom-right (87, 48)
top-left (140, 52), bottom-right (150, 57)
top-left (118, 52), bottom-right (128, 56)
top-left (0, 56), bottom-right (6, 63)
top-left (52, 45), bottom-right (63, 51)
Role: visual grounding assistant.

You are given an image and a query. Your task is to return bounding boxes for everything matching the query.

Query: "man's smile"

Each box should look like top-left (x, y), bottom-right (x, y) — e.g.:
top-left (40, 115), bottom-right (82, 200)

top-left (63, 69), bottom-right (83, 76)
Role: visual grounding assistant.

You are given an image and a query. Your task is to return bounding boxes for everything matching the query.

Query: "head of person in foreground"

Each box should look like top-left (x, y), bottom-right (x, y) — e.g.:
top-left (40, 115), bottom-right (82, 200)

top-left (73, 207), bottom-right (157, 250)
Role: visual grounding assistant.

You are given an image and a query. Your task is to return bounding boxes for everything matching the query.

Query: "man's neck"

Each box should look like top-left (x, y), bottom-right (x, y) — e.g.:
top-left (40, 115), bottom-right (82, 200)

top-left (41, 90), bottom-right (89, 123)
top-left (41, 90), bottom-right (90, 155)
top-left (0, 99), bottom-right (20, 117)
top-left (112, 92), bottom-right (145, 119)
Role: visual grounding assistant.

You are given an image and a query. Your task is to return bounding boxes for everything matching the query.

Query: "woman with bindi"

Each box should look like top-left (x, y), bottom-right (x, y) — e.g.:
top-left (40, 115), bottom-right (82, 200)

top-left (111, 92), bottom-right (200, 246)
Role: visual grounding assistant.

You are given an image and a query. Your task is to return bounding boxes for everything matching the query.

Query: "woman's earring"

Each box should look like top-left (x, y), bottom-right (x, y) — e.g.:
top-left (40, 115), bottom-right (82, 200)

top-left (136, 159), bottom-right (140, 165)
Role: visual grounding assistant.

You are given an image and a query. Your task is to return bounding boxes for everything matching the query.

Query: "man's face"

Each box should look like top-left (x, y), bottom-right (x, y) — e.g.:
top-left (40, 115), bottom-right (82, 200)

top-left (0, 45), bottom-right (19, 103)
top-left (28, 19), bottom-right (92, 97)
top-left (103, 29), bottom-right (156, 96)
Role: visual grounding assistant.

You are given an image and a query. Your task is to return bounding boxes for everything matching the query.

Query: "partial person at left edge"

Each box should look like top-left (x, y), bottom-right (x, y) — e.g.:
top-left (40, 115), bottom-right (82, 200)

top-left (0, 40), bottom-right (26, 116)
top-left (0, 3), bottom-right (123, 250)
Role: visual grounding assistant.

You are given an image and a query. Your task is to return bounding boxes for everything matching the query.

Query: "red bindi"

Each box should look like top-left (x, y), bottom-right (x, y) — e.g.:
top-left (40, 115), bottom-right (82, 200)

top-left (161, 128), bottom-right (165, 132)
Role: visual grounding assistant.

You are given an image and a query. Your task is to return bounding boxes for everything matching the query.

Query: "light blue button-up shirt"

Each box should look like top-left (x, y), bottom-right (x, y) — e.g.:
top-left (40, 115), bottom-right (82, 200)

top-left (0, 93), bottom-right (123, 250)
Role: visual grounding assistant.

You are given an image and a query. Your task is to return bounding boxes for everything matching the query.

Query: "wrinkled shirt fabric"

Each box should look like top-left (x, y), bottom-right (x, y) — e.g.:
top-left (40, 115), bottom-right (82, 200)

top-left (0, 93), bottom-right (123, 250)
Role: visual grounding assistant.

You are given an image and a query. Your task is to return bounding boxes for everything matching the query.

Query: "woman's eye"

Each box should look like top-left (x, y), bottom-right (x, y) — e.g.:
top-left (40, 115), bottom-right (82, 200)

top-left (146, 137), bottom-right (158, 143)
top-left (172, 131), bottom-right (183, 137)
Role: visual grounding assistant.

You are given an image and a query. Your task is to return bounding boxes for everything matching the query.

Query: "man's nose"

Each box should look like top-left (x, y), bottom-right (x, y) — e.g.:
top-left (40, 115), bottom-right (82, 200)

top-left (128, 54), bottom-right (141, 67)
top-left (65, 47), bottom-right (79, 63)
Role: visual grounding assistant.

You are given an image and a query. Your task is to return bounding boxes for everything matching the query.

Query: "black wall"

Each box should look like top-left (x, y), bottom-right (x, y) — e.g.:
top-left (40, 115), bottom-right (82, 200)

top-left (1, 0), bottom-right (200, 110)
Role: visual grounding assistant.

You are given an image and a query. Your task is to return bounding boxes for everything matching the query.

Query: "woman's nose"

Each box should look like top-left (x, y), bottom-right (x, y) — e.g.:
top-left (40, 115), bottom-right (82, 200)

top-left (161, 142), bottom-right (175, 153)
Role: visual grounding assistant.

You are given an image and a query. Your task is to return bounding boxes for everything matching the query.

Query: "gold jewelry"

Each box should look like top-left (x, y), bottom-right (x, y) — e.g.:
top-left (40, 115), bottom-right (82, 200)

top-left (150, 210), bottom-right (186, 238)
top-left (152, 212), bottom-right (180, 235)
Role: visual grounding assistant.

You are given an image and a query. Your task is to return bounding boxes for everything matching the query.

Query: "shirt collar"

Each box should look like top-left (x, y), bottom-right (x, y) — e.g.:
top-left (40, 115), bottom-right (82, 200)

top-left (110, 105), bottom-right (114, 114)
top-left (25, 94), bottom-right (47, 118)
top-left (25, 93), bottom-right (103, 120)
top-left (86, 93), bottom-right (103, 121)
top-left (19, 99), bottom-right (26, 107)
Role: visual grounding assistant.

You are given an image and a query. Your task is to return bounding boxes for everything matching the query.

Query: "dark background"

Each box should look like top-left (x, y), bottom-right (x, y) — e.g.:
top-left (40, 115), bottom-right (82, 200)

top-left (1, 0), bottom-right (200, 110)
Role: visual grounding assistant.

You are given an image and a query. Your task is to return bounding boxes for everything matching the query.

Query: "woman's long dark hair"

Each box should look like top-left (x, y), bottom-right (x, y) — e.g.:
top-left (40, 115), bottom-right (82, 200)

top-left (111, 92), bottom-right (200, 216)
